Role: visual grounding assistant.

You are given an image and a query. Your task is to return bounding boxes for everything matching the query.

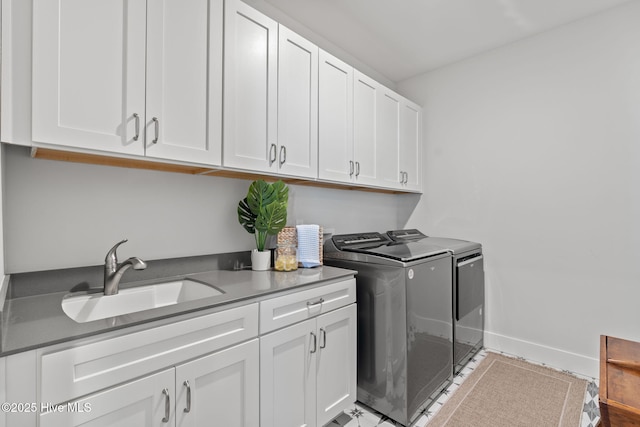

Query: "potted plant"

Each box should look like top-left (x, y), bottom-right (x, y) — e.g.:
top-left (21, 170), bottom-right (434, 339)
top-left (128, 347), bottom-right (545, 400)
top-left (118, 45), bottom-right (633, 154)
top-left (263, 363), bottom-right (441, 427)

top-left (237, 180), bottom-right (289, 270)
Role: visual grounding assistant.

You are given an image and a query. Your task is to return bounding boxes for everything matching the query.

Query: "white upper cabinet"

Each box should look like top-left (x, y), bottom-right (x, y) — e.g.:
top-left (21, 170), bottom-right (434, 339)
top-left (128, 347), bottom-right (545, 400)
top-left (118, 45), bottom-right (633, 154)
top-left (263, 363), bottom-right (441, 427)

top-left (377, 88), bottom-right (403, 189)
top-left (318, 50), bottom-right (354, 183)
top-left (223, 2), bottom-right (318, 179)
top-left (7, 0), bottom-right (422, 192)
top-left (400, 97), bottom-right (422, 191)
top-left (352, 71), bottom-right (379, 186)
top-left (223, 0), bottom-right (278, 172)
top-left (319, 55), bottom-right (421, 192)
top-left (277, 25), bottom-right (318, 178)
top-left (32, 0), bottom-right (147, 155)
top-left (30, 0), bottom-right (222, 165)
top-left (144, 0), bottom-right (223, 165)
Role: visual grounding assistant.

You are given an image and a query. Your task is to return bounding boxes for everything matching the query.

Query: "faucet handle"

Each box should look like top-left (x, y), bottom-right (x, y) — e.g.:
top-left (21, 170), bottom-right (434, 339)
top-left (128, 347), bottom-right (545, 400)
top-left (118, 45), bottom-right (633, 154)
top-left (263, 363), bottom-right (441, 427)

top-left (105, 239), bottom-right (128, 265)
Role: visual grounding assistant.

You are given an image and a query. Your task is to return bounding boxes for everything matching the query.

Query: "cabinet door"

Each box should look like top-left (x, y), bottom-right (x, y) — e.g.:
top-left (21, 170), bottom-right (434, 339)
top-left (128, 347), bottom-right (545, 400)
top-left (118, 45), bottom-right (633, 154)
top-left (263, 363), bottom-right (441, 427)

top-left (145, 0), bottom-right (222, 165)
top-left (39, 368), bottom-right (174, 427)
top-left (223, 0), bottom-right (278, 172)
top-left (176, 339), bottom-right (259, 427)
top-left (377, 89), bottom-right (402, 189)
top-left (316, 304), bottom-right (357, 427)
top-left (260, 319), bottom-right (317, 427)
top-left (32, 0), bottom-right (146, 155)
top-left (277, 25), bottom-right (318, 178)
top-left (318, 49), bottom-right (353, 183)
top-left (352, 71), bottom-right (379, 186)
top-left (400, 98), bottom-right (422, 192)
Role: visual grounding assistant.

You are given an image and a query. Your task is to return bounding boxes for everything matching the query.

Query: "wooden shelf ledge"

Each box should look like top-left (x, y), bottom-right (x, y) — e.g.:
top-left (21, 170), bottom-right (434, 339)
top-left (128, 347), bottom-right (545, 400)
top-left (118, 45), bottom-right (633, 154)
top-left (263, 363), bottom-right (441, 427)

top-left (30, 147), bottom-right (414, 195)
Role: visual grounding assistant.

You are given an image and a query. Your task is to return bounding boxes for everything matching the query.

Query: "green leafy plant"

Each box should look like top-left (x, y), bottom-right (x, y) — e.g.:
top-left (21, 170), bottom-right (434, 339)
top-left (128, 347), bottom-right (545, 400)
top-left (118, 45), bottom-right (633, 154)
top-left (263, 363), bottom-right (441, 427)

top-left (237, 180), bottom-right (289, 252)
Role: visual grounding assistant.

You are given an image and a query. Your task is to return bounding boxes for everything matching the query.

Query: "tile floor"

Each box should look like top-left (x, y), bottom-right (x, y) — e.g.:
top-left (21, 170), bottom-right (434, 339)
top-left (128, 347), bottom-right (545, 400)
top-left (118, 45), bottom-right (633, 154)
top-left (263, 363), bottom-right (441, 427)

top-left (327, 349), bottom-right (601, 427)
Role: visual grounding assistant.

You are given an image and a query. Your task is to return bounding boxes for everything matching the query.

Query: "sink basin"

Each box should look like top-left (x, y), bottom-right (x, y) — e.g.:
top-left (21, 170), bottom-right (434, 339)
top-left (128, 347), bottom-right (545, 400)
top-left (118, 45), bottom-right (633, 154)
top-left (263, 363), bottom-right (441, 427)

top-left (61, 279), bottom-right (224, 323)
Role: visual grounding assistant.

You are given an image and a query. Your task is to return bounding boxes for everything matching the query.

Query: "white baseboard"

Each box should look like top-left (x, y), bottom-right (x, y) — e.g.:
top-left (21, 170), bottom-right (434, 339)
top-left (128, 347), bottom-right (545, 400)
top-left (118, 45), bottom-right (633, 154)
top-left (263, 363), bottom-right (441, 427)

top-left (484, 330), bottom-right (599, 379)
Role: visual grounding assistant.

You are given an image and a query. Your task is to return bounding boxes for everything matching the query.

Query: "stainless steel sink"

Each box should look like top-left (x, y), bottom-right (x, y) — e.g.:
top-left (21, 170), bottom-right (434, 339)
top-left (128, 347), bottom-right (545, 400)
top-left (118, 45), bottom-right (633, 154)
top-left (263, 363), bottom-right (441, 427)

top-left (61, 279), bottom-right (224, 323)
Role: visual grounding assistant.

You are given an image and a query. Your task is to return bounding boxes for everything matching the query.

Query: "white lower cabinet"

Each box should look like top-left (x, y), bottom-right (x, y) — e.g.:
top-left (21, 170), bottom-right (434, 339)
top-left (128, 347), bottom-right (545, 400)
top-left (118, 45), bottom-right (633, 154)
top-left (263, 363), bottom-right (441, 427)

top-left (39, 368), bottom-right (175, 427)
top-left (260, 304), bottom-right (357, 427)
top-left (40, 339), bottom-right (259, 427)
top-left (15, 279), bottom-right (356, 427)
top-left (175, 339), bottom-right (259, 427)
top-left (315, 305), bottom-right (358, 426)
top-left (37, 304), bottom-right (259, 427)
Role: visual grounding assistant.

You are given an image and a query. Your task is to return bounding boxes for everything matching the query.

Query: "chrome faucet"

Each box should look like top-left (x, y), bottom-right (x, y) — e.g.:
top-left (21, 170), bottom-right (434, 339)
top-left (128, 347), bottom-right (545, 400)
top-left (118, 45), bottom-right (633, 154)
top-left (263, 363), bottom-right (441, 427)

top-left (104, 239), bottom-right (147, 296)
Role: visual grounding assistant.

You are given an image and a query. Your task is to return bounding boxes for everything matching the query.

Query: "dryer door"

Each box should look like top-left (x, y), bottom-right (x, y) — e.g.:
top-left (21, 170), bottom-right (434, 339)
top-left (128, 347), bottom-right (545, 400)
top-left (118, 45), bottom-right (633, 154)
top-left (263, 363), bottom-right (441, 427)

top-left (456, 254), bottom-right (484, 321)
top-left (455, 253), bottom-right (484, 370)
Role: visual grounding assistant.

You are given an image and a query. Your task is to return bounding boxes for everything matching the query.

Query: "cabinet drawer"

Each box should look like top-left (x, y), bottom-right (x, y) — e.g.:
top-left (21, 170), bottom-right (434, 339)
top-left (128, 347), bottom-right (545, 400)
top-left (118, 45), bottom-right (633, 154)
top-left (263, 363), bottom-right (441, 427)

top-left (41, 303), bottom-right (258, 404)
top-left (260, 278), bottom-right (355, 333)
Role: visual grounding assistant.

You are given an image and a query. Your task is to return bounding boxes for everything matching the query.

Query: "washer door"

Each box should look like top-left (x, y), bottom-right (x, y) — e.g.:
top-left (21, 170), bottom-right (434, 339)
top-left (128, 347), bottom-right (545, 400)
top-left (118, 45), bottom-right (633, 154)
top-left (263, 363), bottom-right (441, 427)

top-left (406, 256), bottom-right (453, 422)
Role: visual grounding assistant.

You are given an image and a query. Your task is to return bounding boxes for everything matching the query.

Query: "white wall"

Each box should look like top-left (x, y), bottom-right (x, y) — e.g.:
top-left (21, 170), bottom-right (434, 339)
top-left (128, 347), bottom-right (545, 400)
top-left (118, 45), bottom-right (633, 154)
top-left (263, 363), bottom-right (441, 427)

top-left (3, 145), bottom-right (417, 273)
top-left (398, 1), bottom-right (640, 377)
top-left (242, 0), bottom-right (396, 89)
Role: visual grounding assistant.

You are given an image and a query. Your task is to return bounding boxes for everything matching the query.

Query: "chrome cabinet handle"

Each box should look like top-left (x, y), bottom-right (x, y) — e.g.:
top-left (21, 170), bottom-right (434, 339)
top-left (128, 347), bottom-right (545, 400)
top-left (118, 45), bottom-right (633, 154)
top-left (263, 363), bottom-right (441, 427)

top-left (162, 388), bottom-right (170, 423)
top-left (279, 145), bottom-right (286, 166)
top-left (306, 298), bottom-right (324, 308)
top-left (183, 380), bottom-right (191, 413)
top-left (319, 328), bottom-right (326, 349)
top-left (404, 172), bottom-right (409, 184)
top-left (355, 161), bottom-right (360, 177)
top-left (152, 117), bottom-right (159, 144)
top-left (310, 332), bottom-right (317, 353)
top-left (349, 160), bottom-right (354, 177)
top-left (269, 143), bottom-right (277, 166)
top-left (133, 113), bottom-right (140, 141)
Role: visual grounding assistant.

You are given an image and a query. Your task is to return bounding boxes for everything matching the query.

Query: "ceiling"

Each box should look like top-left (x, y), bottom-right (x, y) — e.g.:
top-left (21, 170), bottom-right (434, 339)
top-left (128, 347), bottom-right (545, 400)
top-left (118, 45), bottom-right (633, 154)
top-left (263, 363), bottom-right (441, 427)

top-left (261, 0), bottom-right (633, 82)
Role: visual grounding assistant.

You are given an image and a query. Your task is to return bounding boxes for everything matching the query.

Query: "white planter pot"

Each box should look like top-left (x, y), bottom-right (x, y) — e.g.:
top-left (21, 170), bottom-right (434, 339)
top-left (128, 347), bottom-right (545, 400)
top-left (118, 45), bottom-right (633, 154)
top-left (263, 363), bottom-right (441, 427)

top-left (251, 249), bottom-right (271, 271)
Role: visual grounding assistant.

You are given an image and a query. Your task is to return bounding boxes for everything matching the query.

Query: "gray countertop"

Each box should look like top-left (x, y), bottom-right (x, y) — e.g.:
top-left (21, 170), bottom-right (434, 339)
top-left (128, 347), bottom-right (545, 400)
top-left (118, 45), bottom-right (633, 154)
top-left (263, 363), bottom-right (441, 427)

top-left (0, 265), bottom-right (355, 356)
